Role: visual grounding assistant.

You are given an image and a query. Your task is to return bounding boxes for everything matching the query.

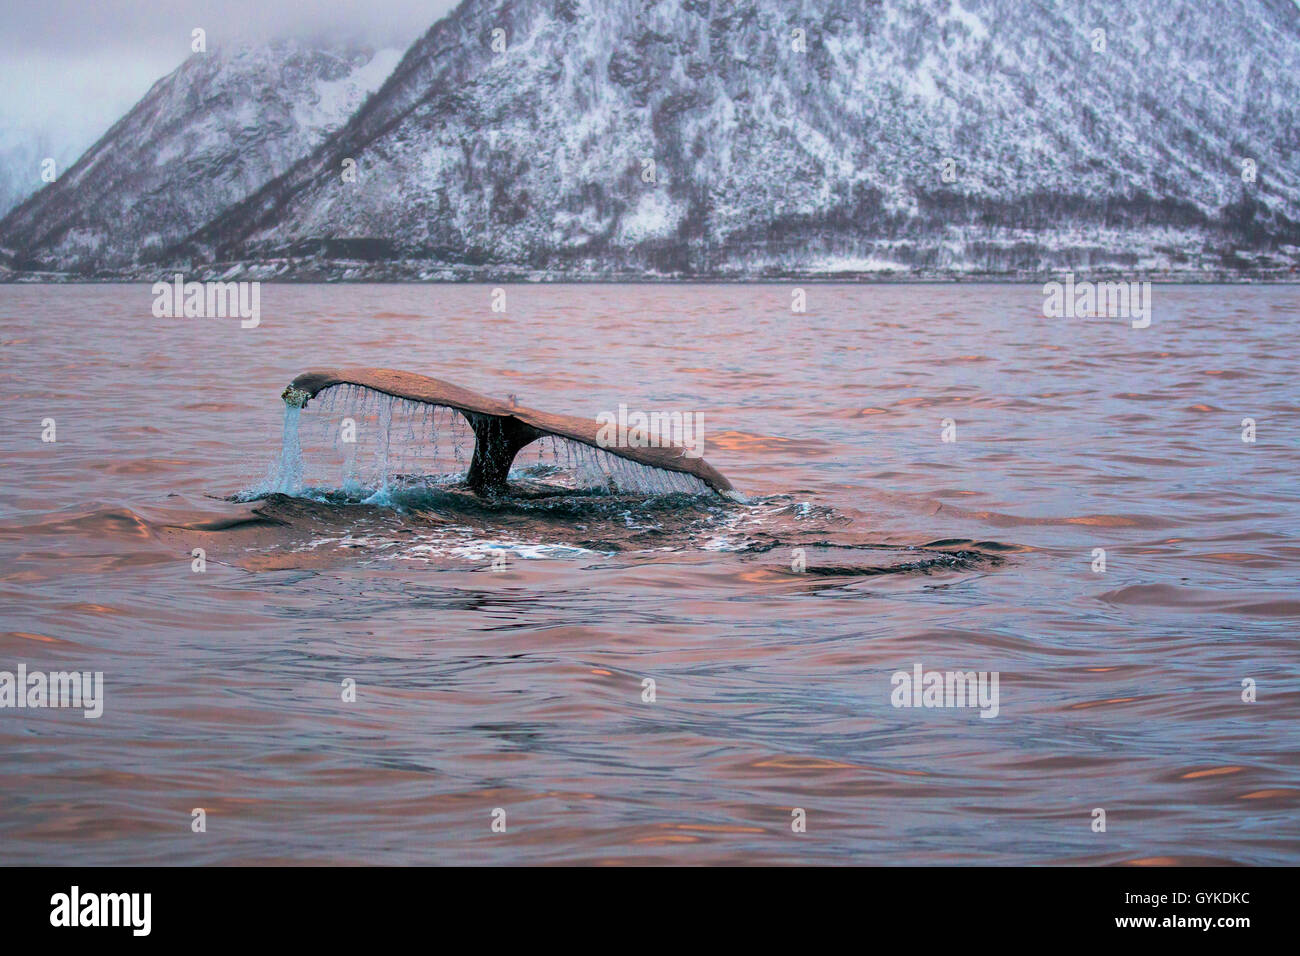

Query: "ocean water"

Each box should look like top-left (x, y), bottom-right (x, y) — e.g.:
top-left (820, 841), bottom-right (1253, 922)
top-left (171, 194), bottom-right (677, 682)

top-left (0, 282), bottom-right (1296, 865)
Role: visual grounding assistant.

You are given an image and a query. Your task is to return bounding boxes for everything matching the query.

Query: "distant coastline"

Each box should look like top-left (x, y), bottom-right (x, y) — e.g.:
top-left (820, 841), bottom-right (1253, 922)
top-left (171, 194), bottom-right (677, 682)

top-left (3, 266), bottom-right (1297, 284)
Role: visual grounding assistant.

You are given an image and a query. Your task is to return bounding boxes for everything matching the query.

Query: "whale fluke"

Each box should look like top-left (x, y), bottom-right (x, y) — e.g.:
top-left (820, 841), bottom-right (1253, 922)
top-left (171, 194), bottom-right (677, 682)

top-left (282, 367), bottom-right (736, 497)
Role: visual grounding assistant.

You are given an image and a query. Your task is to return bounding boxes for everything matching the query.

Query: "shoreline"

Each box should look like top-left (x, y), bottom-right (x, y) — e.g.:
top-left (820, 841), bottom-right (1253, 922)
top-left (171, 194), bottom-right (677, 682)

top-left (4, 269), bottom-right (1299, 285)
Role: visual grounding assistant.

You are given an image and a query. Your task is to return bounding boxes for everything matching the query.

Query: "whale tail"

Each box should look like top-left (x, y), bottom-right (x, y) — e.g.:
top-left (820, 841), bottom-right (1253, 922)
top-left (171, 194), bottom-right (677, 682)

top-left (282, 368), bottom-right (737, 498)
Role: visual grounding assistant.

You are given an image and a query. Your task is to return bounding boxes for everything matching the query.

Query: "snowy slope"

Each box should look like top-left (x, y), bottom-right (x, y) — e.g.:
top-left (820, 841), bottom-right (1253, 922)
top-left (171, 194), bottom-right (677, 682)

top-left (8, 0), bottom-right (1300, 278)
top-left (177, 0), bottom-right (1300, 278)
top-left (0, 40), bottom-right (402, 272)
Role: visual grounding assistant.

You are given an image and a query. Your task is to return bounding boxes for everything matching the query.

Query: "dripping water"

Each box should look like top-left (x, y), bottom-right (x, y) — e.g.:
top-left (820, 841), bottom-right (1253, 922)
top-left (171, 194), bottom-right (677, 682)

top-left (266, 404), bottom-right (304, 494)
top-left (250, 383), bottom-right (716, 505)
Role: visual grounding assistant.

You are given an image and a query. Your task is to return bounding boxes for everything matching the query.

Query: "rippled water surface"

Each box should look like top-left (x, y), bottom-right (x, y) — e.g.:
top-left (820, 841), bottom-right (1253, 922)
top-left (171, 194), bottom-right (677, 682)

top-left (1, 283), bottom-right (1297, 865)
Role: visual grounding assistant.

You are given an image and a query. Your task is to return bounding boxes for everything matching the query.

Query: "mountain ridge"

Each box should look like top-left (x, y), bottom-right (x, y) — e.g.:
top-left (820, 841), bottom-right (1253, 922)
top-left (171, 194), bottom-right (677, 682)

top-left (5, 0), bottom-right (1300, 280)
top-left (0, 39), bottom-right (402, 274)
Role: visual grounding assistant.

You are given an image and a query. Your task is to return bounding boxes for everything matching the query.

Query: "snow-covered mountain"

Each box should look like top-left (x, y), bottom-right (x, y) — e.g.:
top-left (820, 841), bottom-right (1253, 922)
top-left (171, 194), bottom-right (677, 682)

top-left (172, 0), bottom-right (1300, 279)
top-left (0, 39), bottom-right (402, 273)
top-left (8, 0), bottom-right (1300, 279)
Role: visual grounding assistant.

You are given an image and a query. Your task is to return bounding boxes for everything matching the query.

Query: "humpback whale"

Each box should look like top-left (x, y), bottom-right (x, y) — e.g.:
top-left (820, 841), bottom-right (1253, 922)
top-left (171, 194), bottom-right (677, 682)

top-left (281, 368), bottom-right (737, 498)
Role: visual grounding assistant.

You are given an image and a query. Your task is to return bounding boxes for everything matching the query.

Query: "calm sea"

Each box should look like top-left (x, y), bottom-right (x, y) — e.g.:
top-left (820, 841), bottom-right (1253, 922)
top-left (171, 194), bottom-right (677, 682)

top-left (1, 282), bottom-right (1297, 864)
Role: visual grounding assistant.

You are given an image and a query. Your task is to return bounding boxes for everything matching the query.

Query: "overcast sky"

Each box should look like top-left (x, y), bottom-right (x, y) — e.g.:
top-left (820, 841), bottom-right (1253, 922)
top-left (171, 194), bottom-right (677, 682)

top-left (0, 1), bottom-right (460, 155)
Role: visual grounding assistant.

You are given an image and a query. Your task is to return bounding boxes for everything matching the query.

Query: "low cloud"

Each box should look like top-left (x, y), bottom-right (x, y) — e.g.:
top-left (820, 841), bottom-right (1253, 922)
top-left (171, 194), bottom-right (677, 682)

top-left (0, 1), bottom-right (457, 195)
top-left (0, 0), bottom-right (455, 56)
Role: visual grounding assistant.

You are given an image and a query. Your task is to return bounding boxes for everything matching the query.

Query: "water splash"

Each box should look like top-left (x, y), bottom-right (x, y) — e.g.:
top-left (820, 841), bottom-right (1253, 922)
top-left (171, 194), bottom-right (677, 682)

top-left (249, 383), bottom-right (715, 504)
top-left (265, 404), bottom-right (304, 494)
